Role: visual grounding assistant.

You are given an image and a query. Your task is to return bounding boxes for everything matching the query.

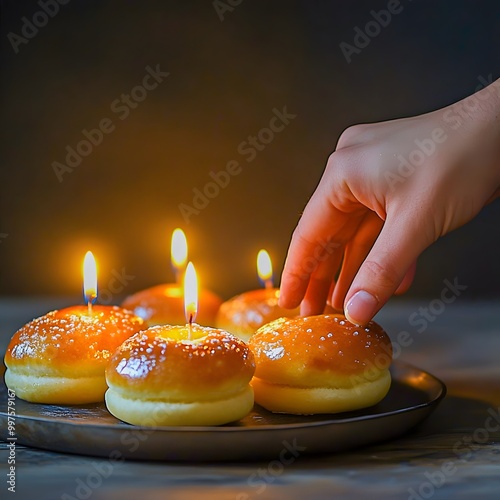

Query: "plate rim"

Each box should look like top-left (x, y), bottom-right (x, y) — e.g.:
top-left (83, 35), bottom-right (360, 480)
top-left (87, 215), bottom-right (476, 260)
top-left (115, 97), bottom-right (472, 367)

top-left (0, 360), bottom-right (446, 433)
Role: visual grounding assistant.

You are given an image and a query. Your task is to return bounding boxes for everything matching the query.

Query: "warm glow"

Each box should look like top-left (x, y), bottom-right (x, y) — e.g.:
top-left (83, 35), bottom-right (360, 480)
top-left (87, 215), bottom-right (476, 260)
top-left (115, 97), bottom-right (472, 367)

top-left (184, 261), bottom-right (198, 324)
top-left (83, 251), bottom-right (97, 304)
top-left (171, 228), bottom-right (188, 271)
top-left (257, 249), bottom-right (273, 288)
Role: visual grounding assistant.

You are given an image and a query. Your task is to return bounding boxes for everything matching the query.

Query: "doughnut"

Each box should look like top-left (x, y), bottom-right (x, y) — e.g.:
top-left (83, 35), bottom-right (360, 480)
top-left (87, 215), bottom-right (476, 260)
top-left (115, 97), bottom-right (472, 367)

top-left (4, 306), bottom-right (145, 404)
top-left (122, 284), bottom-right (223, 327)
top-left (105, 323), bottom-right (255, 426)
top-left (248, 314), bottom-right (392, 414)
top-left (216, 288), bottom-right (337, 342)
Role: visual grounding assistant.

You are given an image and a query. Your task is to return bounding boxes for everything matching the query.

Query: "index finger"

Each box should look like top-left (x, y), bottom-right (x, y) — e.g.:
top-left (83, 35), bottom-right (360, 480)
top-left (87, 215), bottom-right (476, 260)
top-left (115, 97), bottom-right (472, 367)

top-left (278, 190), bottom-right (361, 309)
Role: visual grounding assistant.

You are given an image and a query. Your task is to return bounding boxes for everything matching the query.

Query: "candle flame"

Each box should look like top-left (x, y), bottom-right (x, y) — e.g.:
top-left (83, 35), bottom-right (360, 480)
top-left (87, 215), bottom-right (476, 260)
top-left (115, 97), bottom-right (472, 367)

top-left (184, 261), bottom-right (198, 324)
top-left (83, 251), bottom-right (97, 305)
top-left (171, 228), bottom-right (188, 271)
top-left (257, 249), bottom-right (273, 288)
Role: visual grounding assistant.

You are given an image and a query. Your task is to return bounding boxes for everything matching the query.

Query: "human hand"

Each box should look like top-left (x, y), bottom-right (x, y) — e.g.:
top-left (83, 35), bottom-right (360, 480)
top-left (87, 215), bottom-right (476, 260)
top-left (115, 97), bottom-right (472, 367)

top-left (279, 79), bottom-right (500, 325)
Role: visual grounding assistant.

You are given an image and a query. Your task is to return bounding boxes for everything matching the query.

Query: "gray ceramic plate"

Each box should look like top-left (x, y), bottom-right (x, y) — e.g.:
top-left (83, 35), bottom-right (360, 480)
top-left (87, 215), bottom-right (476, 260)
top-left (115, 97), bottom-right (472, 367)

top-left (0, 361), bottom-right (445, 461)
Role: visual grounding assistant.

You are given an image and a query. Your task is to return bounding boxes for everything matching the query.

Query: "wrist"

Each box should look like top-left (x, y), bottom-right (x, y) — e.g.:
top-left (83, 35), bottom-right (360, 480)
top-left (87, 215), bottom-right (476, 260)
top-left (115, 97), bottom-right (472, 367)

top-left (443, 78), bottom-right (500, 188)
top-left (476, 79), bottom-right (500, 187)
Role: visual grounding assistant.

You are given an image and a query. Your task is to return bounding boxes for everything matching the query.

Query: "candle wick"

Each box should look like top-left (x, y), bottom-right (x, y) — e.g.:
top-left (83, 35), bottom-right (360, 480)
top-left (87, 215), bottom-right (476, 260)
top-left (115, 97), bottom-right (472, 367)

top-left (188, 313), bottom-right (193, 340)
top-left (265, 279), bottom-right (273, 290)
top-left (87, 292), bottom-right (96, 315)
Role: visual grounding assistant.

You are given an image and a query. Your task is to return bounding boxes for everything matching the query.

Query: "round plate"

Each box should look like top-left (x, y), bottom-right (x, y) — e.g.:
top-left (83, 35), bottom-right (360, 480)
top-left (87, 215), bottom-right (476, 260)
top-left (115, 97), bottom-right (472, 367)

top-left (0, 361), bottom-right (445, 461)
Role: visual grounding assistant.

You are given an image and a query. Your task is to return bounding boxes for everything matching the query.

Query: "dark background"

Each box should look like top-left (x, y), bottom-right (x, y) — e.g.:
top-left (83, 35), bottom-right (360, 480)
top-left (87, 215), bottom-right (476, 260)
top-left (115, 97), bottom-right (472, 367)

top-left (1, 0), bottom-right (499, 303)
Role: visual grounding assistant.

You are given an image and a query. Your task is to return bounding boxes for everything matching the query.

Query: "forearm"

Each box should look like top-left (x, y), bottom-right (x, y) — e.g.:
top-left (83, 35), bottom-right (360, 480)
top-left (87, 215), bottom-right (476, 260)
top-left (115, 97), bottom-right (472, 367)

top-left (437, 77), bottom-right (500, 193)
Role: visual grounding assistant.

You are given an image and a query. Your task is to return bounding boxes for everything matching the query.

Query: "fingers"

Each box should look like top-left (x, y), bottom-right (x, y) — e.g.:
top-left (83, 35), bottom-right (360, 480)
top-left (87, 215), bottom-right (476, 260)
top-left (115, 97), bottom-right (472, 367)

top-left (279, 147), bottom-right (376, 313)
top-left (344, 209), bottom-right (432, 325)
top-left (299, 246), bottom-right (344, 316)
top-left (394, 260), bottom-right (417, 295)
top-left (331, 212), bottom-right (383, 310)
top-left (278, 214), bottom-right (347, 310)
top-left (279, 163), bottom-right (359, 309)
top-left (485, 187), bottom-right (500, 205)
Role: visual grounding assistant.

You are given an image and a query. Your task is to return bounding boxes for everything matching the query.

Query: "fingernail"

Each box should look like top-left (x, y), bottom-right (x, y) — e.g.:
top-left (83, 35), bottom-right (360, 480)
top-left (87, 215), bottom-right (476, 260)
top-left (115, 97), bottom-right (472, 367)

top-left (345, 290), bottom-right (378, 325)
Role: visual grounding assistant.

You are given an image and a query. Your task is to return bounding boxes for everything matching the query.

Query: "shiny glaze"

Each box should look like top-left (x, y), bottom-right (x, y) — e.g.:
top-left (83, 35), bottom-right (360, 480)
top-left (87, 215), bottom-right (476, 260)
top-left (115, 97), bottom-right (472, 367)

top-left (106, 324), bottom-right (255, 400)
top-left (249, 314), bottom-right (392, 387)
top-left (216, 288), bottom-right (301, 337)
top-left (5, 305), bottom-right (144, 376)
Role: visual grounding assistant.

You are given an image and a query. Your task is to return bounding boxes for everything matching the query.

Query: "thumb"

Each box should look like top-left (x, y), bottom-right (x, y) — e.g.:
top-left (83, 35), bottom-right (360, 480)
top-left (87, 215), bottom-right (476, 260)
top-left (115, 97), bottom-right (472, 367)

top-left (394, 260), bottom-right (417, 295)
top-left (344, 212), bottom-right (432, 325)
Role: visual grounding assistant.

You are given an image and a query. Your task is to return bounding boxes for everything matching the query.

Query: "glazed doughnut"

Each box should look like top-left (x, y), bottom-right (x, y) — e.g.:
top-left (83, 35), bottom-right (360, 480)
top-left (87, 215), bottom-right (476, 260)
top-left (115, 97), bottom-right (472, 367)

top-left (216, 288), bottom-right (337, 342)
top-left (122, 284), bottom-right (223, 327)
top-left (249, 314), bottom-right (392, 414)
top-left (105, 324), bottom-right (255, 426)
top-left (4, 306), bottom-right (144, 404)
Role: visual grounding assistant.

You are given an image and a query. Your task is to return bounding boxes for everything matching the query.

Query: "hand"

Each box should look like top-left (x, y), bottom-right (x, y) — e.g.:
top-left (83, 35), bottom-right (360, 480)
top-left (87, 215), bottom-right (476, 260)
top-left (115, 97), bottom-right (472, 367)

top-left (279, 79), bottom-right (500, 325)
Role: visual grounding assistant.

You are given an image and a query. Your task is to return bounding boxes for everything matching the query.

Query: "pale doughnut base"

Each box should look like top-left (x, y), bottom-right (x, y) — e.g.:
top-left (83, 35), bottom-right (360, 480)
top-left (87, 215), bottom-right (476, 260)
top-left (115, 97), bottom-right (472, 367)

top-left (252, 370), bottom-right (391, 414)
top-left (105, 385), bottom-right (254, 426)
top-left (4, 369), bottom-right (107, 404)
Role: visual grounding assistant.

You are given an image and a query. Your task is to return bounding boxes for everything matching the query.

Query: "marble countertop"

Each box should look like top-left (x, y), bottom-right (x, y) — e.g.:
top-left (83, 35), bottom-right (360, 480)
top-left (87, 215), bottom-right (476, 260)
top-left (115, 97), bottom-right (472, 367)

top-left (0, 297), bottom-right (499, 500)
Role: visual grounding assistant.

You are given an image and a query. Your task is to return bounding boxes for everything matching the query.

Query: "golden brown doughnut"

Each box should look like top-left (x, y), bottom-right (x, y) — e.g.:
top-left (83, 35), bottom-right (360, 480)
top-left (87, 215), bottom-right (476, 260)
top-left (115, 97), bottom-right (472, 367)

top-left (4, 305), bottom-right (145, 404)
top-left (105, 323), bottom-right (255, 426)
top-left (249, 314), bottom-right (392, 414)
top-left (216, 288), bottom-right (337, 342)
top-left (122, 284), bottom-right (222, 327)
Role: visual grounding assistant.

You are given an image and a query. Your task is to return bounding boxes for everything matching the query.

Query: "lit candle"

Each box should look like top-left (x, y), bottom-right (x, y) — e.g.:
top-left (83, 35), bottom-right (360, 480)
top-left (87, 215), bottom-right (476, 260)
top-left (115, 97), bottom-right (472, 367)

top-left (83, 250), bottom-right (98, 314)
top-left (215, 249), bottom-right (300, 341)
top-left (171, 227), bottom-right (188, 284)
top-left (257, 249), bottom-right (273, 290)
top-left (105, 260), bottom-right (255, 427)
top-left (121, 228), bottom-right (222, 327)
top-left (3, 251), bottom-right (144, 405)
top-left (217, 249), bottom-right (336, 342)
top-left (184, 261), bottom-right (198, 339)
